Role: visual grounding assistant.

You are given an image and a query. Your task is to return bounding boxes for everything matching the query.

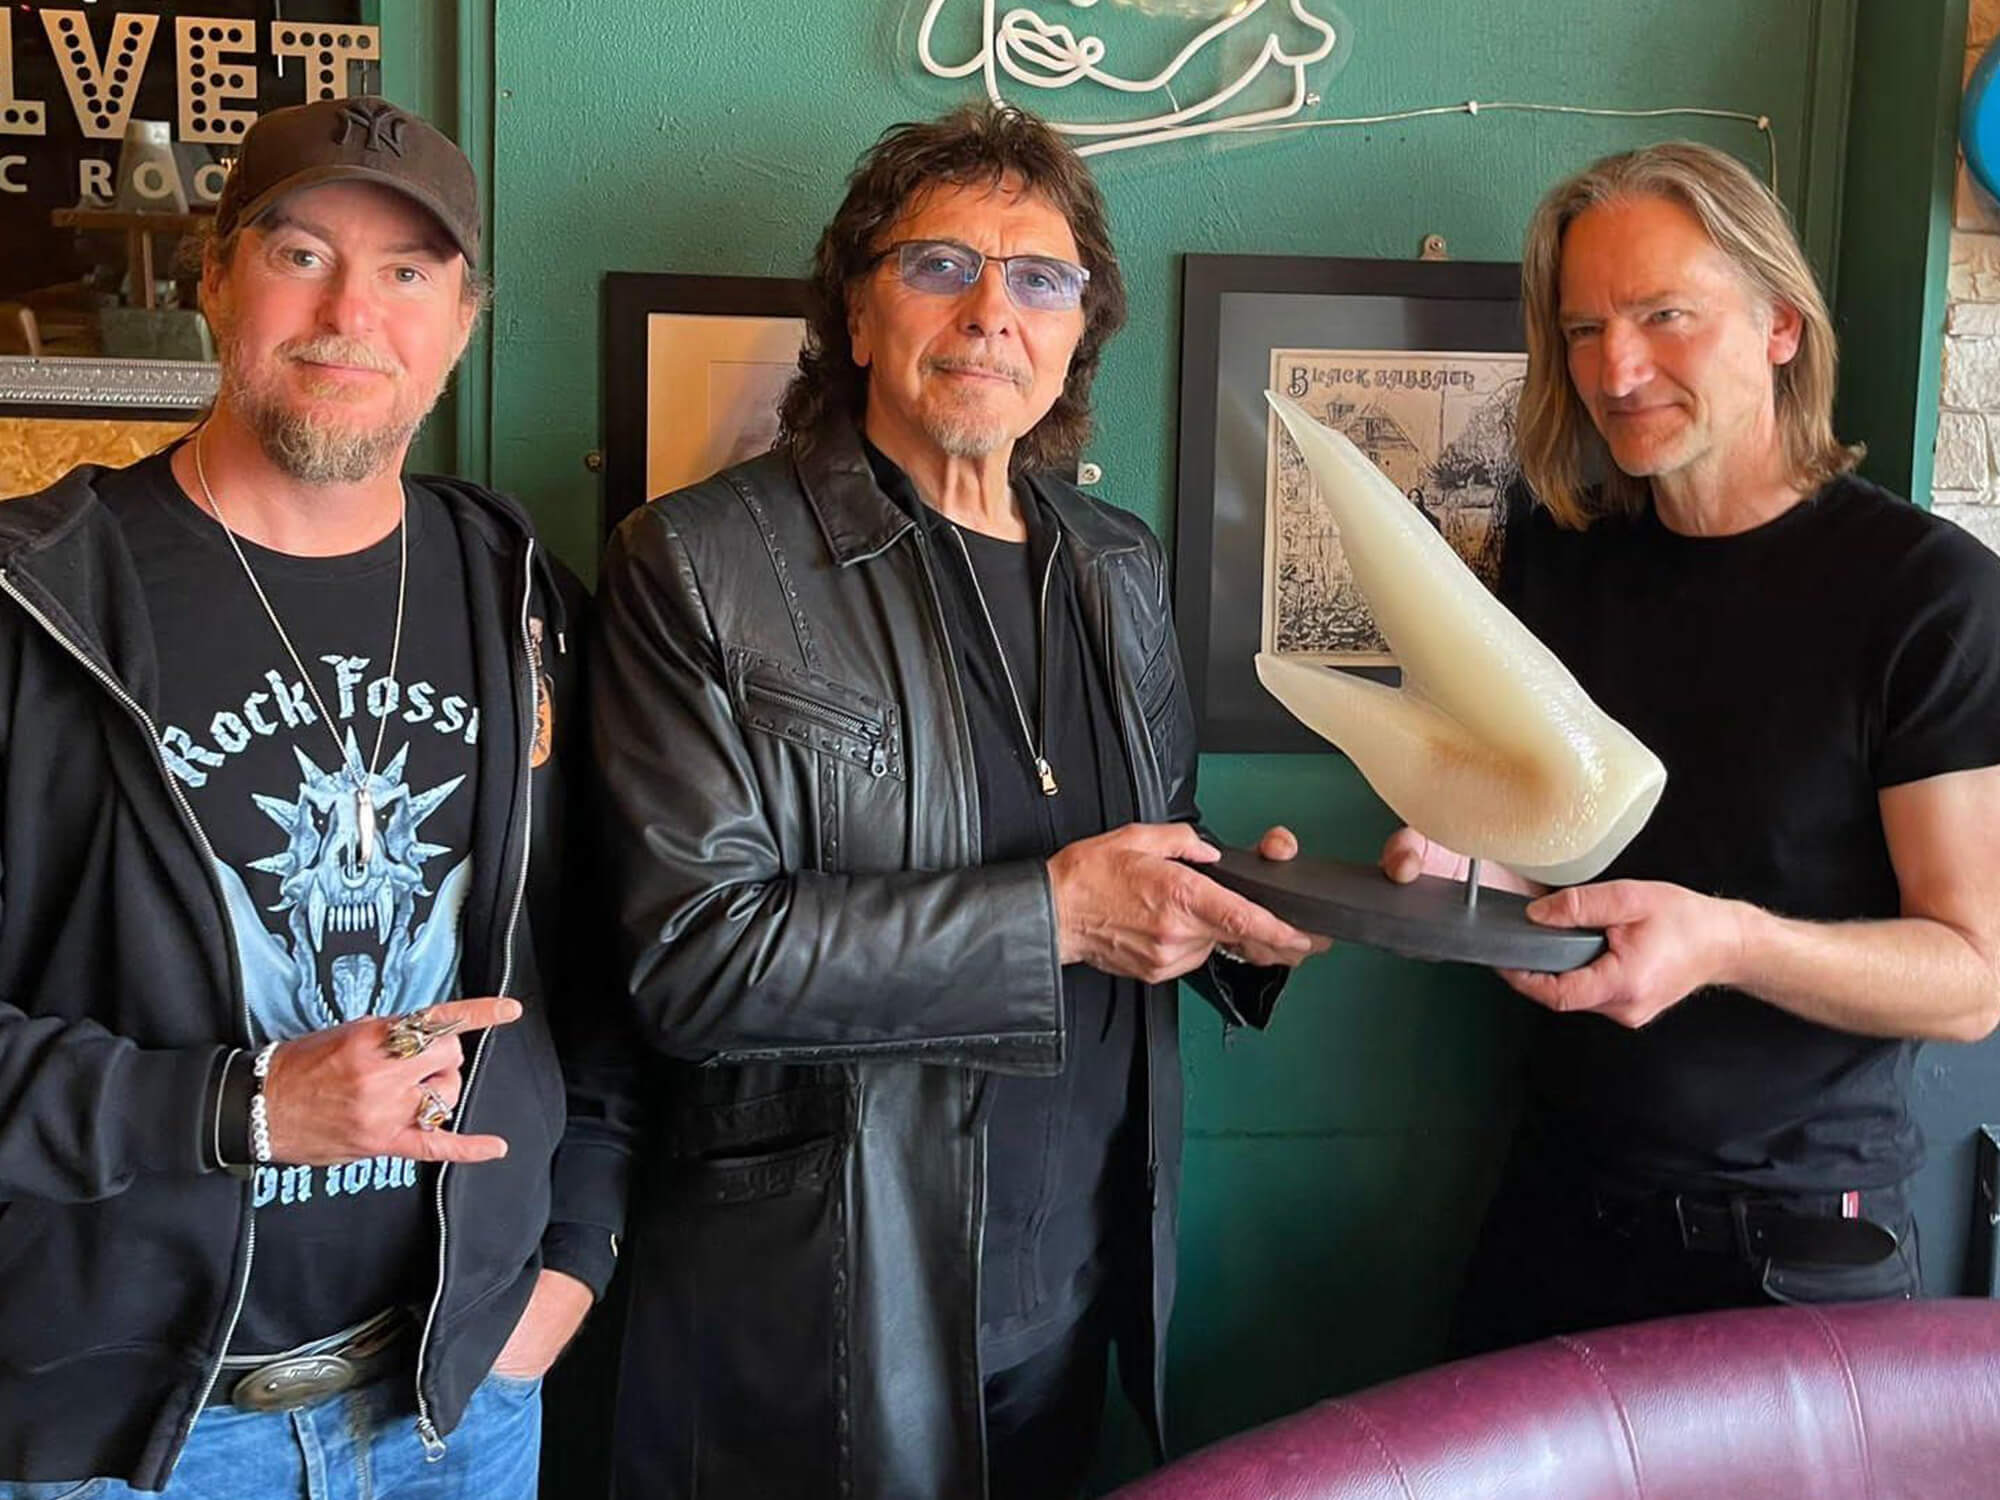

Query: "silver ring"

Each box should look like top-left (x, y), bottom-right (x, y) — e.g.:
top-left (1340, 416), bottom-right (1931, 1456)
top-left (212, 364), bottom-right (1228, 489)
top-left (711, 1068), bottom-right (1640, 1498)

top-left (384, 1009), bottom-right (463, 1061)
top-left (415, 1084), bottom-right (453, 1132)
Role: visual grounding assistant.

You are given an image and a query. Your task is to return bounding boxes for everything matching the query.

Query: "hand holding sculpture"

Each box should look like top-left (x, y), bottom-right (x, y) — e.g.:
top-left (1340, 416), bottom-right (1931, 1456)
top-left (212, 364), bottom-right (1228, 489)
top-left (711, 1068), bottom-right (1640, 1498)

top-left (1378, 824), bottom-right (1543, 896)
top-left (1378, 824), bottom-right (1728, 1017)
top-left (1048, 821), bottom-right (1327, 982)
top-left (1258, 393), bottom-right (1666, 886)
top-left (1497, 879), bottom-right (1751, 1026)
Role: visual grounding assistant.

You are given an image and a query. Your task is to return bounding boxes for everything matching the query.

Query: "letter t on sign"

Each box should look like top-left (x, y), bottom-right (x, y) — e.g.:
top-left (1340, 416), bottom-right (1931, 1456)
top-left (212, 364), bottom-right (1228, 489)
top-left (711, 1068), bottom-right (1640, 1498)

top-left (269, 24), bottom-right (381, 104)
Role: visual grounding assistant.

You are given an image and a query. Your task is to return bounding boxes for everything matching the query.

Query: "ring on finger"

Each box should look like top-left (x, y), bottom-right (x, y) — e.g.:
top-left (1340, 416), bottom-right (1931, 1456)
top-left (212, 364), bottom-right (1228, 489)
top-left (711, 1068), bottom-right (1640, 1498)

top-left (385, 1009), bottom-right (464, 1061)
top-left (415, 1083), bottom-right (454, 1133)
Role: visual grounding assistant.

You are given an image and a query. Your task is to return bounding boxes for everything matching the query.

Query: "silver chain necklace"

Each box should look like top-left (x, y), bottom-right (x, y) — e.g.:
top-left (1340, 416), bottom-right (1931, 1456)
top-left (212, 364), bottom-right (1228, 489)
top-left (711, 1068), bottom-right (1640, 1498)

top-left (191, 430), bottom-right (408, 867)
top-left (945, 513), bottom-right (1060, 797)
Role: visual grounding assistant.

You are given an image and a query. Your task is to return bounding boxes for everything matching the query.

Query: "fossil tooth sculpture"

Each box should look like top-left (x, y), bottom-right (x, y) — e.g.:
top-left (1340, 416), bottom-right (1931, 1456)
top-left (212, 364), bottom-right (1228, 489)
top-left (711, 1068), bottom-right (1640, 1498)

top-left (1258, 391), bottom-right (1665, 886)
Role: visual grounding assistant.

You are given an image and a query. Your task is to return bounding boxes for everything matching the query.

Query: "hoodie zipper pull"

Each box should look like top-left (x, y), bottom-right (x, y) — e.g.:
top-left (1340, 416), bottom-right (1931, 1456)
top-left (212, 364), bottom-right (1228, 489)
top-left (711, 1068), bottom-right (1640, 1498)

top-left (416, 1416), bottom-right (447, 1463)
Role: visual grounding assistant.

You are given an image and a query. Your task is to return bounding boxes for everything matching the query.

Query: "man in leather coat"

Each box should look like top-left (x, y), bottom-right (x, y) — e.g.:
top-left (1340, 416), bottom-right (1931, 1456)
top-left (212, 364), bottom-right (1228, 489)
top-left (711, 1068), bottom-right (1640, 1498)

top-left (591, 104), bottom-right (1325, 1500)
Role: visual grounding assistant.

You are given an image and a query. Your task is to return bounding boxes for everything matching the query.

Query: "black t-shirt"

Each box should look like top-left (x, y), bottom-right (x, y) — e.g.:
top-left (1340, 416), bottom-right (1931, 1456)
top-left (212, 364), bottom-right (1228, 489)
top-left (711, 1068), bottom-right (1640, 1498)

top-left (1500, 473), bottom-right (2000, 1194)
top-left (99, 449), bottom-right (482, 1353)
top-left (865, 446), bottom-right (1145, 1360)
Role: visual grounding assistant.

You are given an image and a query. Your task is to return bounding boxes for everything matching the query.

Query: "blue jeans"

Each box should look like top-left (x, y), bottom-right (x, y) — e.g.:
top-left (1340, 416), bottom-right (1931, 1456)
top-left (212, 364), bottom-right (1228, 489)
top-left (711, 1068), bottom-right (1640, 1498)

top-left (1, 1372), bottom-right (541, 1500)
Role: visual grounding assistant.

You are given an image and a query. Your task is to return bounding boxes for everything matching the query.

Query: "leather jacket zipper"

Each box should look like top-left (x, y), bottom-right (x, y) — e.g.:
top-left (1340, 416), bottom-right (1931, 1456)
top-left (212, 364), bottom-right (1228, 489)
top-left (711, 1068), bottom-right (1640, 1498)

top-left (742, 678), bottom-right (890, 777)
top-left (0, 567), bottom-right (257, 1475)
top-left (905, 526), bottom-right (982, 849)
top-left (411, 540), bottom-right (539, 1460)
top-left (968, 1071), bottom-right (991, 1498)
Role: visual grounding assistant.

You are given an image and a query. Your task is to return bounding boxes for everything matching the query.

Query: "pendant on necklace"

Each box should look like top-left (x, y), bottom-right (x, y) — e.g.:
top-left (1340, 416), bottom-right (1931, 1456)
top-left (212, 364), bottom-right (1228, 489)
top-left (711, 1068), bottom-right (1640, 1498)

top-left (1035, 756), bottom-right (1060, 797)
top-left (356, 786), bottom-right (377, 867)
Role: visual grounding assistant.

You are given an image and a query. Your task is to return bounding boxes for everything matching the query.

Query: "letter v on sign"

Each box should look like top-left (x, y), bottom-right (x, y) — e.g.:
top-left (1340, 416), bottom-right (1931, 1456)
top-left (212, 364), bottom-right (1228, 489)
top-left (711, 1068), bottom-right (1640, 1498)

top-left (41, 9), bottom-right (161, 141)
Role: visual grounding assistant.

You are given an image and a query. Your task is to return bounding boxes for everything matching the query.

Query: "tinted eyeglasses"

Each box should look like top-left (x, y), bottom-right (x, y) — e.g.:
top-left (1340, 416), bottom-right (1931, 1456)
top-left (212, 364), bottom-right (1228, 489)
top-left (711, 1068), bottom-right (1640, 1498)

top-left (869, 238), bottom-right (1090, 313)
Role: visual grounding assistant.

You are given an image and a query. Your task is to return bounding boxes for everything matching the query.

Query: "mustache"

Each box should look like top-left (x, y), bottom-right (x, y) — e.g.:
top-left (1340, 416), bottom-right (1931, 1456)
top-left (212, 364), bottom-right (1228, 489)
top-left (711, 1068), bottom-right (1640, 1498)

top-left (282, 336), bottom-right (401, 376)
top-left (923, 354), bottom-right (1031, 390)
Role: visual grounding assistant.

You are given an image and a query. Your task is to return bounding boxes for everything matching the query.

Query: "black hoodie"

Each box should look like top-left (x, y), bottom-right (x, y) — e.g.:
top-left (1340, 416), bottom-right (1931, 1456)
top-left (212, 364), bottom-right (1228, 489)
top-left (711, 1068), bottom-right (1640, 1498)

top-left (0, 464), bottom-right (631, 1489)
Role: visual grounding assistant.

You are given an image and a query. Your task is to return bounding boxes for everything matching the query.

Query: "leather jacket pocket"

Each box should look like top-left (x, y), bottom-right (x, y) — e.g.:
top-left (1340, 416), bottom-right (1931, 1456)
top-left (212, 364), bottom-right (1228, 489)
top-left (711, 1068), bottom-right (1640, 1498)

top-left (622, 1099), bottom-right (848, 1491)
top-left (730, 649), bottom-right (904, 782)
top-left (662, 1071), bottom-right (850, 1207)
top-left (672, 1137), bottom-right (842, 1206)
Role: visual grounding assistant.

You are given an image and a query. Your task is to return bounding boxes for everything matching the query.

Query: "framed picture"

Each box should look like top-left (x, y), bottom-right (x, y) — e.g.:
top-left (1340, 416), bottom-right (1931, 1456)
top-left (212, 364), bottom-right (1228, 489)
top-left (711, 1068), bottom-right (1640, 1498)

top-left (1174, 254), bottom-right (1523, 753)
top-left (0, 358), bottom-right (219, 421)
top-left (602, 272), bottom-right (813, 537)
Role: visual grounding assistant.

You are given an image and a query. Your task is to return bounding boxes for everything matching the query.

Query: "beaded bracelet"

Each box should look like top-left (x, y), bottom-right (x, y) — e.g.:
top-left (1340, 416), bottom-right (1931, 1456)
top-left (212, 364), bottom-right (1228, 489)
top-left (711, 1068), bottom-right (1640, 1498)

top-left (248, 1041), bottom-right (279, 1165)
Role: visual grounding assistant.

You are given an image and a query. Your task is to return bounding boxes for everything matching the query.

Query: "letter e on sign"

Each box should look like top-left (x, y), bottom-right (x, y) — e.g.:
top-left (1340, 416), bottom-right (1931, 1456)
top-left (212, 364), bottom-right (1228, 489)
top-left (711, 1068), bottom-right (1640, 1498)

top-left (177, 16), bottom-right (258, 144)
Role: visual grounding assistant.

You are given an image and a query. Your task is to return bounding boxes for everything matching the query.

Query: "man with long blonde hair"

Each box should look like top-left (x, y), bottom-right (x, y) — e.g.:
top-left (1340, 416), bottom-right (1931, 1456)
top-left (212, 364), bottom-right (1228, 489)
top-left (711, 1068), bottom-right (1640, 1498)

top-left (1386, 140), bottom-right (2000, 1348)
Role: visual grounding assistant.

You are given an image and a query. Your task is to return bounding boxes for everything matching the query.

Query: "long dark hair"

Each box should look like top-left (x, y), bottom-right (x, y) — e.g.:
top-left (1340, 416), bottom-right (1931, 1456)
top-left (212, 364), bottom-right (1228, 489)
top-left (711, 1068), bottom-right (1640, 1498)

top-left (778, 104), bottom-right (1127, 475)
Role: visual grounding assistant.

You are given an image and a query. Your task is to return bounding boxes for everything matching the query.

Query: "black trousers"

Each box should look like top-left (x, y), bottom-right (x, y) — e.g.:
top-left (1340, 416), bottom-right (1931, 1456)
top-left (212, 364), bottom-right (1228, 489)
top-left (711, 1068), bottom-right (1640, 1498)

top-left (983, 1300), bottom-right (1113, 1500)
top-left (1451, 1136), bottom-right (1921, 1358)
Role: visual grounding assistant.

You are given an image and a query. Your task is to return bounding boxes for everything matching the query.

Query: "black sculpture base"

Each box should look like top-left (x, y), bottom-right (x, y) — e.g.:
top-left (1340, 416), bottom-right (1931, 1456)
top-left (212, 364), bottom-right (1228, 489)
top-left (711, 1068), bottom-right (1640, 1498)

top-left (1206, 848), bottom-right (1606, 973)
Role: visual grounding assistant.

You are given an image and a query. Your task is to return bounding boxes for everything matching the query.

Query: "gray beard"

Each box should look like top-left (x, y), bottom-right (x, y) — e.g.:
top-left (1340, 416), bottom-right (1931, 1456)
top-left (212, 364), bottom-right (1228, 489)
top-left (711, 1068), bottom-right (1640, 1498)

top-left (215, 338), bottom-right (443, 486)
top-left (920, 405), bottom-right (1012, 460)
top-left (239, 395), bottom-right (422, 485)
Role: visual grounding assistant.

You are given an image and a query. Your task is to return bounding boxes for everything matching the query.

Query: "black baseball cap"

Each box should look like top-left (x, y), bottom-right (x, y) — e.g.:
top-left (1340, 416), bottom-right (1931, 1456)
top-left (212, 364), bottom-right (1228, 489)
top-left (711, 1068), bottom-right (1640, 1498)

top-left (213, 95), bottom-right (481, 267)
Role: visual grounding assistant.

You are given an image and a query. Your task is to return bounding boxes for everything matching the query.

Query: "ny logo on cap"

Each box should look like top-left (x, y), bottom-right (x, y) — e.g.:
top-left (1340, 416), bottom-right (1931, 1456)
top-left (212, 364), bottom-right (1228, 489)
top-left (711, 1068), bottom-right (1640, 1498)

top-left (335, 100), bottom-right (407, 157)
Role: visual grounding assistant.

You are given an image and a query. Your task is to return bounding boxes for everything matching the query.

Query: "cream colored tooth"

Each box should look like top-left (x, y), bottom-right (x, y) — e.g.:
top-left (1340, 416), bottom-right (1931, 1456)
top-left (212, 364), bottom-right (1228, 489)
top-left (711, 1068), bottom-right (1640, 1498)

top-left (1259, 390), bottom-right (1665, 885)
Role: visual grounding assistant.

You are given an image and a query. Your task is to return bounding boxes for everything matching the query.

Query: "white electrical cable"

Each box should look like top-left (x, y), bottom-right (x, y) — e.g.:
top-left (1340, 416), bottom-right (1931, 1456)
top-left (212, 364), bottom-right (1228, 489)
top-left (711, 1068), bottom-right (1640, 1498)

top-left (1248, 101), bottom-right (1779, 189)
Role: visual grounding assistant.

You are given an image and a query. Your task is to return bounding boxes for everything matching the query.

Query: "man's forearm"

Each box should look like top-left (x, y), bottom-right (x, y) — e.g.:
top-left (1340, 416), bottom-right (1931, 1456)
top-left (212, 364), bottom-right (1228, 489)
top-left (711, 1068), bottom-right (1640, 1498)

top-left (1725, 902), bottom-right (2000, 1043)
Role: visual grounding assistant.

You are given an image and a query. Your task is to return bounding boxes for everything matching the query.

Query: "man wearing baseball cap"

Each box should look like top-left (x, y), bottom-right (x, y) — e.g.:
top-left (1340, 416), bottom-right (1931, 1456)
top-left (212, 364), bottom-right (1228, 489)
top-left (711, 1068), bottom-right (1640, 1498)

top-left (0, 97), bottom-right (627, 1496)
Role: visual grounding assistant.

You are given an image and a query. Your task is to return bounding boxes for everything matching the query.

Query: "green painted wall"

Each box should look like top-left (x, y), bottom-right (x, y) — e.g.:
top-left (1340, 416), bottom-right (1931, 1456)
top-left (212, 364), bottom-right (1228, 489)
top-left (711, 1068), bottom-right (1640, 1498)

top-left (466, 0), bottom-right (1866, 1470)
top-left (1833, 0), bottom-right (1967, 504)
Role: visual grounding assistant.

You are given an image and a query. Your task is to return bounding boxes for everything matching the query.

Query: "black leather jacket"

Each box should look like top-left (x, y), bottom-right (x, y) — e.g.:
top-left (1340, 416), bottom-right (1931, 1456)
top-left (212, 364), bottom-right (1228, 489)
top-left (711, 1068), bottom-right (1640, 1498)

top-left (592, 423), bottom-right (1283, 1499)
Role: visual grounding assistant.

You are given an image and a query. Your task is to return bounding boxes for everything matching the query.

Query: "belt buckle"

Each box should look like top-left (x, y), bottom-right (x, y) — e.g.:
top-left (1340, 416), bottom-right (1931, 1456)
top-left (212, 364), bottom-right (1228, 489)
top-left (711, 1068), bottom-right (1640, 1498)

top-left (1670, 1193), bottom-right (1752, 1258)
top-left (231, 1353), bottom-right (360, 1412)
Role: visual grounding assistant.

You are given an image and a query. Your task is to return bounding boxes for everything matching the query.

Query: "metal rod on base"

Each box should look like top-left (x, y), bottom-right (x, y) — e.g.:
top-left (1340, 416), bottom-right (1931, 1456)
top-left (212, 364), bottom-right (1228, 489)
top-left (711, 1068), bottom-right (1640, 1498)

top-left (1464, 858), bottom-right (1482, 911)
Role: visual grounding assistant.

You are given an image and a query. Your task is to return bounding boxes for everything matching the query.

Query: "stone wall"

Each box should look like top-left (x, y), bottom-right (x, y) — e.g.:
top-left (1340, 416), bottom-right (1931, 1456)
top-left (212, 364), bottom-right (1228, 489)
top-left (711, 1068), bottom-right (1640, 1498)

top-left (1936, 0), bottom-right (2000, 547)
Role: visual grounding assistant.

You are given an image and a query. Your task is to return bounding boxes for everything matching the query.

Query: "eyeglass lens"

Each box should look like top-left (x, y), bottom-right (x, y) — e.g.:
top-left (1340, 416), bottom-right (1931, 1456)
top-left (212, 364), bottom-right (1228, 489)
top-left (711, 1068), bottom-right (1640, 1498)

top-left (894, 241), bottom-right (1087, 312)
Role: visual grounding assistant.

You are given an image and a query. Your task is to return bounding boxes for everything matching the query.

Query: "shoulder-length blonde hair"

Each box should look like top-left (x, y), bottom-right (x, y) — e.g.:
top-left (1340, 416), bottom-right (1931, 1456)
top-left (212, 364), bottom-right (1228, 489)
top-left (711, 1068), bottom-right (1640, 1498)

top-left (1517, 141), bottom-right (1861, 529)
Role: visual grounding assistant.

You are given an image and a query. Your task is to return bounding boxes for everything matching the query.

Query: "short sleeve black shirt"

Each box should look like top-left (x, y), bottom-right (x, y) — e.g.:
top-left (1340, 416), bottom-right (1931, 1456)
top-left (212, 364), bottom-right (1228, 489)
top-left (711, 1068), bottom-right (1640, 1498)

top-left (1499, 474), bottom-right (2000, 1193)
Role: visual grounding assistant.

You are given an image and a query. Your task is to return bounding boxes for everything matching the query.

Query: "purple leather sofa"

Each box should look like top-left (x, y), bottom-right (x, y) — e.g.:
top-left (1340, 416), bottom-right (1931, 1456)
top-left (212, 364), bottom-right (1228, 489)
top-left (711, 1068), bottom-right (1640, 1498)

top-left (1109, 1299), bottom-right (2000, 1499)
